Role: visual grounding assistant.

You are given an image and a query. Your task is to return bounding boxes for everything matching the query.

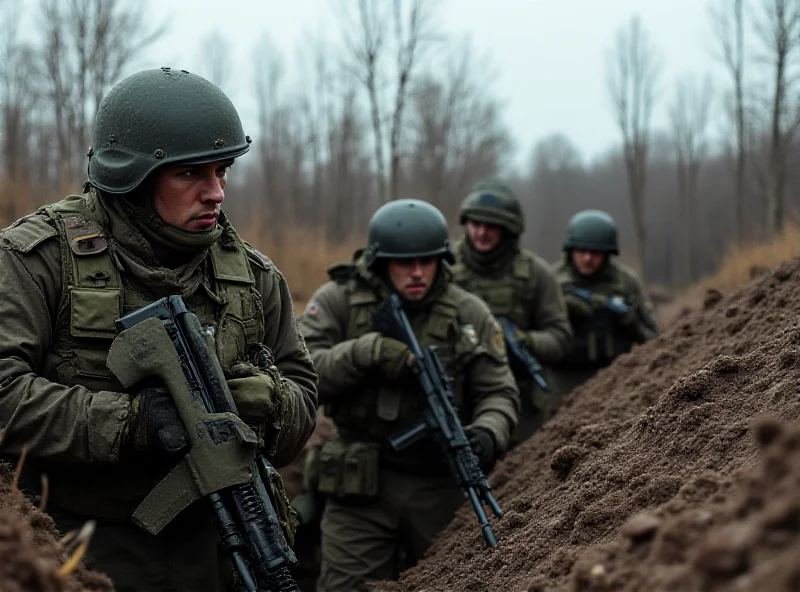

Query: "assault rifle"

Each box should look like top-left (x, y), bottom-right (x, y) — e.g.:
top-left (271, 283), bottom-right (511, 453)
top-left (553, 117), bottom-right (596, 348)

top-left (107, 295), bottom-right (298, 592)
top-left (565, 285), bottom-right (629, 317)
top-left (375, 293), bottom-right (503, 548)
top-left (496, 316), bottom-right (549, 391)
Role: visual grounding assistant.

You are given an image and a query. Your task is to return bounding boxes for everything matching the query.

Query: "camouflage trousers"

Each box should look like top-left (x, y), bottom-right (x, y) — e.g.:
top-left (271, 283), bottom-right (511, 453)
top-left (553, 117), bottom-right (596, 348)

top-left (317, 468), bottom-right (464, 592)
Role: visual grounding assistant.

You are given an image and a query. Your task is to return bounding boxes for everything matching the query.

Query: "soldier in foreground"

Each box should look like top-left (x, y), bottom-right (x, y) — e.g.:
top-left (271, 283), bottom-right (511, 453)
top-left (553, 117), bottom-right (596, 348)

top-left (0, 68), bottom-right (318, 591)
top-left (299, 199), bottom-right (520, 591)
top-left (451, 179), bottom-right (572, 445)
top-left (550, 209), bottom-right (658, 407)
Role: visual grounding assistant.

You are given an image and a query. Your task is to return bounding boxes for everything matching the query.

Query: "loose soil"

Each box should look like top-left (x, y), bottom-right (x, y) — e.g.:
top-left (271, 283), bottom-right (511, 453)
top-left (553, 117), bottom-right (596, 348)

top-left (0, 463), bottom-right (113, 592)
top-left (373, 258), bottom-right (800, 592)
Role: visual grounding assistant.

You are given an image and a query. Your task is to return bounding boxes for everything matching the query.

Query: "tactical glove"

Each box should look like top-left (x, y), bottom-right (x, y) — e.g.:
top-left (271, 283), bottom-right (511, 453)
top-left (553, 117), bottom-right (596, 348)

top-left (354, 332), bottom-right (413, 380)
top-left (466, 426), bottom-right (497, 474)
top-left (564, 292), bottom-right (595, 319)
top-left (514, 327), bottom-right (536, 353)
top-left (613, 297), bottom-right (638, 328)
top-left (227, 362), bottom-right (284, 425)
top-left (129, 388), bottom-right (190, 459)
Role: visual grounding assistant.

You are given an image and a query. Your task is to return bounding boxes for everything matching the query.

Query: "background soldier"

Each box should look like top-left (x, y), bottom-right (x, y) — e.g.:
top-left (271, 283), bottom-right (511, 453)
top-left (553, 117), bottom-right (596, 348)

top-left (451, 178), bottom-right (572, 445)
top-left (0, 68), bottom-right (318, 592)
top-left (550, 209), bottom-right (659, 407)
top-left (298, 199), bottom-right (519, 591)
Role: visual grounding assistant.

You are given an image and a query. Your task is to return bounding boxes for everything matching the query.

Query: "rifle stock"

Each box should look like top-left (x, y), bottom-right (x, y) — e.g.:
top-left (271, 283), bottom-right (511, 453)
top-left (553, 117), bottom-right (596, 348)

top-left (107, 295), bottom-right (299, 592)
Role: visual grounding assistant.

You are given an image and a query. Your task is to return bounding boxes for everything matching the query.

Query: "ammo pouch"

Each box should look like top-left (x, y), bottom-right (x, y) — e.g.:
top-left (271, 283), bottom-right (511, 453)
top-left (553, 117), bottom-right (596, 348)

top-left (317, 439), bottom-right (380, 499)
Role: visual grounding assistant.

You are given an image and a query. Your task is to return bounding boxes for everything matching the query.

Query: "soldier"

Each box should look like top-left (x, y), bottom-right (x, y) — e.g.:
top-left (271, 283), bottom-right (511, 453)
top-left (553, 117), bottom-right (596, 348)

top-left (550, 209), bottom-right (658, 405)
top-left (299, 199), bottom-right (520, 591)
top-left (0, 68), bottom-right (318, 592)
top-left (451, 179), bottom-right (572, 445)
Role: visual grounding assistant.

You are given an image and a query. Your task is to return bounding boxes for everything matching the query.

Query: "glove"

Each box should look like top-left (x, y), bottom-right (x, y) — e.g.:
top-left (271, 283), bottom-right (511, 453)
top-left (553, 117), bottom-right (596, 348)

top-left (227, 362), bottom-right (283, 425)
top-left (564, 292), bottom-right (595, 319)
top-left (354, 333), bottom-right (413, 380)
top-left (129, 388), bottom-right (190, 458)
top-left (466, 426), bottom-right (497, 474)
top-left (514, 327), bottom-right (535, 352)
top-left (612, 296), bottom-right (637, 328)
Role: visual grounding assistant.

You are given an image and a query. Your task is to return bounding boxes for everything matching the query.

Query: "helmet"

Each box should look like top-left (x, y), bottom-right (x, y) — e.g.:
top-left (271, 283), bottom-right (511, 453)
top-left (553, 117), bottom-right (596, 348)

top-left (458, 178), bottom-right (524, 235)
top-left (563, 209), bottom-right (619, 254)
top-left (365, 199), bottom-right (455, 268)
top-left (88, 67), bottom-right (251, 194)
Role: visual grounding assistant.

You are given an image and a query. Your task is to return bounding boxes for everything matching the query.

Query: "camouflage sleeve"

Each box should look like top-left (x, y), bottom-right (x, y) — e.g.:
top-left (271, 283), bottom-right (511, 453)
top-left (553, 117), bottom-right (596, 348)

top-left (0, 232), bottom-right (133, 464)
top-left (525, 257), bottom-right (573, 363)
top-left (461, 295), bottom-right (521, 454)
top-left (251, 257), bottom-right (319, 468)
top-left (297, 281), bottom-right (377, 405)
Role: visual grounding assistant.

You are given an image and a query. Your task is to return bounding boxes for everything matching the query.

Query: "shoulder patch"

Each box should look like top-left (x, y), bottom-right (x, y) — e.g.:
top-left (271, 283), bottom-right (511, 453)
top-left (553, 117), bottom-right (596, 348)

top-left (304, 298), bottom-right (321, 316)
top-left (1, 213), bottom-right (58, 253)
top-left (490, 319), bottom-right (507, 359)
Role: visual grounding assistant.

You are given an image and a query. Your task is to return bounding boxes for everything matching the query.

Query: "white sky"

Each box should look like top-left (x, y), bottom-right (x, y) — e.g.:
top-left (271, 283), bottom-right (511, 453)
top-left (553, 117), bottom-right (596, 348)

top-left (132, 0), bottom-right (727, 170)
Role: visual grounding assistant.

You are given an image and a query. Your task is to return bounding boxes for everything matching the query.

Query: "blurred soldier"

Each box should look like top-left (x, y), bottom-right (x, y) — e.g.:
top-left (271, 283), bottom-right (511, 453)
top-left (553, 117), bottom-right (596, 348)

top-left (451, 178), bottom-right (572, 445)
top-left (299, 199), bottom-right (520, 591)
top-left (0, 68), bottom-right (317, 591)
top-left (550, 209), bottom-right (659, 406)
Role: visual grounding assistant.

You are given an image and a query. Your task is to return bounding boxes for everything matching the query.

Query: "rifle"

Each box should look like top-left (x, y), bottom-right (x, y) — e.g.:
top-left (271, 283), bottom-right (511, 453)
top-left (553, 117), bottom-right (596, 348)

top-left (495, 316), bottom-right (549, 391)
top-left (106, 295), bottom-right (299, 592)
top-left (375, 293), bottom-right (503, 548)
top-left (565, 285), bottom-right (629, 317)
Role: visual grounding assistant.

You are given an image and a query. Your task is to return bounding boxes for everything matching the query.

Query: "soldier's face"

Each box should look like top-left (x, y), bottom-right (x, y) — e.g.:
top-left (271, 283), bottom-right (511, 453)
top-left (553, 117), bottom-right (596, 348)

top-left (572, 249), bottom-right (606, 276)
top-left (466, 220), bottom-right (503, 252)
top-left (386, 257), bottom-right (439, 301)
top-left (152, 159), bottom-right (233, 231)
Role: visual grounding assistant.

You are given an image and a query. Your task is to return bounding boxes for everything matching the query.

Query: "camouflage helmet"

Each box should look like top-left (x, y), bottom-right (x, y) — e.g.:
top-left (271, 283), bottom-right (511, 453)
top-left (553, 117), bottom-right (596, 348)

top-left (563, 209), bottom-right (619, 254)
top-left (87, 67), bottom-right (251, 194)
top-left (459, 177), bottom-right (524, 236)
top-left (365, 199), bottom-right (455, 268)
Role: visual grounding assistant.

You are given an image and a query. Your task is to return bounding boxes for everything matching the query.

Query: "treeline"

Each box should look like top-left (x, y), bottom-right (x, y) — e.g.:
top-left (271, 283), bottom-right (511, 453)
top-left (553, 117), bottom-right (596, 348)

top-left (1, 0), bottom-right (799, 289)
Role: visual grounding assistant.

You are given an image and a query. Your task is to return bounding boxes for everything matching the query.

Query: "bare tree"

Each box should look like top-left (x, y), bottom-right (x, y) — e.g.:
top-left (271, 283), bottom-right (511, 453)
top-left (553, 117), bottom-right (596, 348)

top-left (406, 38), bottom-right (511, 219)
top-left (195, 30), bottom-right (233, 92)
top-left (39, 0), bottom-right (166, 191)
top-left (711, 0), bottom-right (748, 244)
top-left (752, 0), bottom-right (800, 236)
top-left (340, 0), bottom-right (438, 204)
top-left (669, 74), bottom-right (713, 285)
top-left (606, 15), bottom-right (662, 280)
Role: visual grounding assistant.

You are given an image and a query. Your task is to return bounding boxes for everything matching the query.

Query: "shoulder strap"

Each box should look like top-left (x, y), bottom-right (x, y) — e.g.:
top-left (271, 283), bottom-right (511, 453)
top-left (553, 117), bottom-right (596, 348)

top-left (46, 194), bottom-right (122, 339)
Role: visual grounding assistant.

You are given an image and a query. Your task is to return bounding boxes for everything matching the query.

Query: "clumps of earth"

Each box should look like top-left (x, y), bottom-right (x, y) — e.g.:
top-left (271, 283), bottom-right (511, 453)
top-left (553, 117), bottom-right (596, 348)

top-left (5, 258), bottom-right (800, 592)
top-left (0, 459), bottom-right (113, 592)
top-left (371, 258), bottom-right (800, 591)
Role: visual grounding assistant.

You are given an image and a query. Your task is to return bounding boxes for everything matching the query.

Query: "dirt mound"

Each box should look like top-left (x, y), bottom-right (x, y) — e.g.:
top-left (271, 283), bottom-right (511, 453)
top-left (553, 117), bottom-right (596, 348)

top-left (376, 258), bottom-right (800, 591)
top-left (0, 463), bottom-right (113, 592)
top-left (569, 416), bottom-right (800, 591)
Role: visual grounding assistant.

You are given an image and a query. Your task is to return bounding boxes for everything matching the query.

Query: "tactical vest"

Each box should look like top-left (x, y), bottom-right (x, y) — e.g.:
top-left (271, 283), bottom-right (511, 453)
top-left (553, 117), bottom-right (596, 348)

top-left (556, 262), bottom-right (632, 369)
top-left (327, 266), bottom-right (478, 447)
top-left (451, 252), bottom-right (535, 329)
top-left (37, 194), bottom-right (266, 518)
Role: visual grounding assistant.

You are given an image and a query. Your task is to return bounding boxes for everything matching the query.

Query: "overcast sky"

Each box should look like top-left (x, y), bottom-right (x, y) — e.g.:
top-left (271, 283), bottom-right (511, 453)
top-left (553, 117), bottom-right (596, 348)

top-left (133, 0), bottom-right (725, 170)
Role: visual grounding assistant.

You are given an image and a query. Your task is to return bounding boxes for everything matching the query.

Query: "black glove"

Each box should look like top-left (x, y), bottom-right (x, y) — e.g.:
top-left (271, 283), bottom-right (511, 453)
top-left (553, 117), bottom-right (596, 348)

top-left (467, 427), bottom-right (497, 474)
top-left (129, 388), bottom-right (190, 459)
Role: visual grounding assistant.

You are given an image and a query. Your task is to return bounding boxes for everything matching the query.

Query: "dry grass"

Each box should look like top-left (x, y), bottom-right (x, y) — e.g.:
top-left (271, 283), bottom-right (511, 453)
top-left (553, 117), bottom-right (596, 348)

top-left (657, 223), bottom-right (800, 328)
top-left (238, 219), bottom-right (363, 313)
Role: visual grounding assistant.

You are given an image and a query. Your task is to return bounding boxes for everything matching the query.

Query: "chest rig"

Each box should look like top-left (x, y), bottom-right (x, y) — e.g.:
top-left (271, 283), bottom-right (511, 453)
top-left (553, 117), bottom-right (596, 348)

top-left (42, 194), bottom-right (265, 393)
top-left (451, 252), bottom-right (535, 329)
top-left (329, 267), bottom-right (475, 443)
top-left (558, 263), bottom-right (631, 367)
